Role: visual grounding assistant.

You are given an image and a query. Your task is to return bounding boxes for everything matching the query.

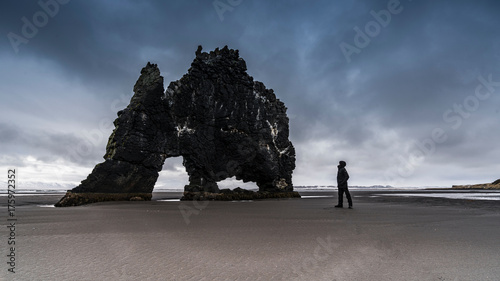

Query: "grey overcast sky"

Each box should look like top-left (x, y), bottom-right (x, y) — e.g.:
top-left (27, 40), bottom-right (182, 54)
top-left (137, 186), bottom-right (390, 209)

top-left (1, 0), bottom-right (499, 189)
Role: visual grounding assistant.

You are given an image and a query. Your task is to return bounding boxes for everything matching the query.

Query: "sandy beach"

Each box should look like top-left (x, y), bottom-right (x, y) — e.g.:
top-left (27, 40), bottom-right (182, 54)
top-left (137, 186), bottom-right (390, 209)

top-left (1, 190), bottom-right (500, 281)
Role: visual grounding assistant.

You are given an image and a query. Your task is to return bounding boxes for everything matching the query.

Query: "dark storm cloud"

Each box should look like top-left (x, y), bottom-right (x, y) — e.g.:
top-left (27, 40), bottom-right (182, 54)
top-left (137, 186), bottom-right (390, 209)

top-left (1, 1), bottom-right (243, 94)
top-left (1, 0), bottom-right (499, 186)
top-left (283, 0), bottom-right (500, 166)
top-left (303, 0), bottom-right (500, 119)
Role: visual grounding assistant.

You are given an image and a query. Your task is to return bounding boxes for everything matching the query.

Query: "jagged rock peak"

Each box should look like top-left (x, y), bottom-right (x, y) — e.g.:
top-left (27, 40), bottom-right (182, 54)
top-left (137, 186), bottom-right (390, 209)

top-left (192, 45), bottom-right (245, 71)
top-left (131, 62), bottom-right (164, 102)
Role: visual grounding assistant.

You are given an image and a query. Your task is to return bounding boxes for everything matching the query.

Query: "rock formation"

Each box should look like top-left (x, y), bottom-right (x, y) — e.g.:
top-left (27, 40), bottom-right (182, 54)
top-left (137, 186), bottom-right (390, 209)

top-left (56, 46), bottom-right (298, 207)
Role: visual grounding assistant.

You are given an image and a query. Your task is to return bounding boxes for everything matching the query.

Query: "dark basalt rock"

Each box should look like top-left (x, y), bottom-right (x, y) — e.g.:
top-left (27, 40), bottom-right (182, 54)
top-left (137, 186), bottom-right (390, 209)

top-left (54, 192), bottom-right (151, 207)
top-left (181, 189), bottom-right (301, 201)
top-left (56, 46), bottom-right (297, 207)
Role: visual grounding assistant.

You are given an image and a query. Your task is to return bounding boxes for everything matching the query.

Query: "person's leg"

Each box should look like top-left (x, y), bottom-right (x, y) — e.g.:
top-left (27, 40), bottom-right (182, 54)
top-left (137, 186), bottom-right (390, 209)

top-left (336, 188), bottom-right (344, 207)
top-left (345, 188), bottom-right (353, 208)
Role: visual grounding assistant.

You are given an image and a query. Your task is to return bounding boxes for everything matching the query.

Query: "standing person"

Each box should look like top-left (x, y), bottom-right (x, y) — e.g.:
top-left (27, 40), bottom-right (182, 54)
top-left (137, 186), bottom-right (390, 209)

top-left (335, 160), bottom-right (353, 209)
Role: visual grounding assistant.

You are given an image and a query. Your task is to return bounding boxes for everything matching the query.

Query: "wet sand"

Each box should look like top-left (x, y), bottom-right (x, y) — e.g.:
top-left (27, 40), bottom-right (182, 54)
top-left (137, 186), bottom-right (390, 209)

top-left (1, 190), bottom-right (499, 280)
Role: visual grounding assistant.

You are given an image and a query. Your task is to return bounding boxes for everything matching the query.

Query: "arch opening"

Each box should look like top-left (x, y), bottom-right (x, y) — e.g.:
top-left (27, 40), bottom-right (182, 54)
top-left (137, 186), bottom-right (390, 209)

top-left (217, 176), bottom-right (259, 191)
top-left (154, 156), bottom-right (188, 192)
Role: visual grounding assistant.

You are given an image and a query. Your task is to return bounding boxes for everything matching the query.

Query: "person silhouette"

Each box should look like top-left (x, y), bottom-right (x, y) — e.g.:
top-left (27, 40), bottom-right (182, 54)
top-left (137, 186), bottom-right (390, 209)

top-left (335, 160), bottom-right (353, 209)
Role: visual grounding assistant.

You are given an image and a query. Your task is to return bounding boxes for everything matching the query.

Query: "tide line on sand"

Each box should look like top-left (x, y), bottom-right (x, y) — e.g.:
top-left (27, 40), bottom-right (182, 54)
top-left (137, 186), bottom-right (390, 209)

top-left (380, 192), bottom-right (500, 201)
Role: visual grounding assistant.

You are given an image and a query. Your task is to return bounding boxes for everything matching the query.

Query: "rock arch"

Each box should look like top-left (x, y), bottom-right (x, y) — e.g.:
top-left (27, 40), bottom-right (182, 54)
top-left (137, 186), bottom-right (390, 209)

top-left (56, 46), bottom-right (297, 207)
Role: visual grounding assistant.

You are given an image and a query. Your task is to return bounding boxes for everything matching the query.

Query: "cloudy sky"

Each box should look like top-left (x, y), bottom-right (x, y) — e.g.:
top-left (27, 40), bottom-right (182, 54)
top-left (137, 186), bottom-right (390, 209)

top-left (1, 0), bottom-right (499, 190)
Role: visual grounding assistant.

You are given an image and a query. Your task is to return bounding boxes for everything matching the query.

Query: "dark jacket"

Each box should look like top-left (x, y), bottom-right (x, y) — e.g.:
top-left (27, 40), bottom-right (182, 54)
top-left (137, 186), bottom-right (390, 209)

top-left (337, 167), bottom-right (349, 189)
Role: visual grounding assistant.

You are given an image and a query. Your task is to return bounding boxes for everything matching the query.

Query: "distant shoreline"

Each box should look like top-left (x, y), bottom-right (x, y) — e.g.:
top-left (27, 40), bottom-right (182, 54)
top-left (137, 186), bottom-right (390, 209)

top-left (451, 181), bottom-right (500, 190)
